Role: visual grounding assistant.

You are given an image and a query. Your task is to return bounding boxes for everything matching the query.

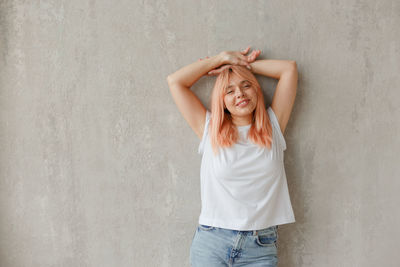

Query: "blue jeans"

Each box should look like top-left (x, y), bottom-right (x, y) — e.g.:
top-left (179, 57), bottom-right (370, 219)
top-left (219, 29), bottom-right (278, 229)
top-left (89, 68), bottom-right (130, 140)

top-left (190, 224), bottom-right (279, 266)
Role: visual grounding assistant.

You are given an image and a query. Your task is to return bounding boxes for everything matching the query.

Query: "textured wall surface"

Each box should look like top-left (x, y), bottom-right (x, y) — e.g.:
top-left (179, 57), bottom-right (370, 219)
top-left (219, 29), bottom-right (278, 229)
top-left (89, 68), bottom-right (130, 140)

top-left (1, 0), bottom-right (399, 266)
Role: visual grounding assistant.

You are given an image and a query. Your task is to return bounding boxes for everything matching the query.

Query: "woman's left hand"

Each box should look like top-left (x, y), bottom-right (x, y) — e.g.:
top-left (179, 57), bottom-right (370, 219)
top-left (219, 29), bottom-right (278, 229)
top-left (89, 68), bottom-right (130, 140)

top-left (199, 47), bottom-right (261, 76)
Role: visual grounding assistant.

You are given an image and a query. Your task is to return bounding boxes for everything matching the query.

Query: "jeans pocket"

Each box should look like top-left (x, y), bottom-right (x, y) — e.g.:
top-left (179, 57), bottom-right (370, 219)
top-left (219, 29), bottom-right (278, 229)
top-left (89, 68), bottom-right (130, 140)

top-left (255, 227), bottom-right (277, 247)
top-left (198, 224), bottom-right (215, 231)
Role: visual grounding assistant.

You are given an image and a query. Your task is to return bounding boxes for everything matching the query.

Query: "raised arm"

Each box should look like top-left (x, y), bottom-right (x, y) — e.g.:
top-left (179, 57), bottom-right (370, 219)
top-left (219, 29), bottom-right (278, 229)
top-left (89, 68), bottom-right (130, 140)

top-left (166, 54), bottom-right (224, 139)
top-left (167, 46), bottom-right (259, 139)
top-left (249, 59), bottom-right (298, 135)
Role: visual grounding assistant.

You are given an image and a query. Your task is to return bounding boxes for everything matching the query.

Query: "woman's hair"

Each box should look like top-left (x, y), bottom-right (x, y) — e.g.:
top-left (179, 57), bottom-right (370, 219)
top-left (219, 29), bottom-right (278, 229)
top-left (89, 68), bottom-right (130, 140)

top-left (209, 65), bottom-right (273, 155)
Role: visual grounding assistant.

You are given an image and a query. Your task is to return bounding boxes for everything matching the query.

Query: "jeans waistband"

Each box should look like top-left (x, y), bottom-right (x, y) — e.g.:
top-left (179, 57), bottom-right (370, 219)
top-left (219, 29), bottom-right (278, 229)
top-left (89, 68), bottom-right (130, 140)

top-left (201, 224), bottom-right (278, 236)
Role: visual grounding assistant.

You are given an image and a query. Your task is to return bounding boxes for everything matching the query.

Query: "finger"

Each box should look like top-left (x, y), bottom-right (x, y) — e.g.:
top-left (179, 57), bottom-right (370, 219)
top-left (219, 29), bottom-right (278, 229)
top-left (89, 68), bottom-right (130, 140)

top-left (247, 51), bottom-right (257, 62)
top-left (240, 46), bottom-right (250, 55)
top-left (208, 65), bottom-right (230, 75)
top-left (208, 68), bottom-right (221, 75)
top-left (210, 67), bottom-right (224, 75)
top-left (254, 49), bottom-right (261, 58)
top-left (239, 59), bottom-right (252, 69)
top-left (208, 70), bottom-right (219, 76)
top-left (240, 46), bottom-right (251, 55)
top-left (247, 50), bottom-right (261, 62)
top-left (239, 53), bottom-right (251, 63)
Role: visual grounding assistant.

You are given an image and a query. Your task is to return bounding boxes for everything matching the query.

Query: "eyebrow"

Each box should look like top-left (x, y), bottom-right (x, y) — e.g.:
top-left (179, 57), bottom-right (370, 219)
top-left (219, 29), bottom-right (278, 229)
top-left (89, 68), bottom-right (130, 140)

top-left (225, 80), bottom-right (250, 90)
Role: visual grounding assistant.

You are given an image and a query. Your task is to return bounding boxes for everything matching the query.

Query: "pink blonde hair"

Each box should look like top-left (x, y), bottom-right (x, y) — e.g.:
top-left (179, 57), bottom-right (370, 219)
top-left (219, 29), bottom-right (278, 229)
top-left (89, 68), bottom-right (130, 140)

top-left (209, 65), bottom-right (273, 155)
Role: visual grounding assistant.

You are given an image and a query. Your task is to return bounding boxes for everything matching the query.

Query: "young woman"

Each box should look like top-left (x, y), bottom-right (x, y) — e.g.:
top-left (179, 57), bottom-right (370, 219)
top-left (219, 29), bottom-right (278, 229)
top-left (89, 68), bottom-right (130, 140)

top-left (167, 46), bottom-right (298, 266)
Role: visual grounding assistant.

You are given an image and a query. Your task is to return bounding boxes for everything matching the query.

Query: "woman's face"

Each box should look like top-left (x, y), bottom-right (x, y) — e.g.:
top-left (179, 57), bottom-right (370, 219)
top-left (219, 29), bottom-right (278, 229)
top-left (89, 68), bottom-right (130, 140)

top-left (223, 74), bottom-right (258, 125)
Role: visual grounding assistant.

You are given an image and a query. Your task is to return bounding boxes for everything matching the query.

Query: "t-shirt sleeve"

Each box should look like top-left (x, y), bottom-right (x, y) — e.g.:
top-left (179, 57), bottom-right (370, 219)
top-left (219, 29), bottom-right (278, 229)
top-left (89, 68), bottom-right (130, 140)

top-left (267, 107), bottom-right (287, 151)
top-left (198, 110), bottom-right (211, 155)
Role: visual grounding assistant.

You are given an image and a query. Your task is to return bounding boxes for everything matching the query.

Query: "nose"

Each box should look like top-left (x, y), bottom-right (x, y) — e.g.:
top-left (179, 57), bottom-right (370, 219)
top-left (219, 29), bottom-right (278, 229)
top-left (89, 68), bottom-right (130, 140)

top-left (235, 88), bottom-right (245, 98)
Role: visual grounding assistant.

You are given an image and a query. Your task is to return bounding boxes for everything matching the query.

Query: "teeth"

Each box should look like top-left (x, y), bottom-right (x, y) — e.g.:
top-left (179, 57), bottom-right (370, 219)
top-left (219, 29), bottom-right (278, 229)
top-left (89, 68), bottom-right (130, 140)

top-left (238, 100), bottom-right (248, 106)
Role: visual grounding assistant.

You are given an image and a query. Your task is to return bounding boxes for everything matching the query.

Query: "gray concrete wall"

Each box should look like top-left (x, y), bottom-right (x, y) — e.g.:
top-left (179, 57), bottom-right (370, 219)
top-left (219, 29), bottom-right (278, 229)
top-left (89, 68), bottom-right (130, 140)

top-left (1, 0), bottom-right (399, 266)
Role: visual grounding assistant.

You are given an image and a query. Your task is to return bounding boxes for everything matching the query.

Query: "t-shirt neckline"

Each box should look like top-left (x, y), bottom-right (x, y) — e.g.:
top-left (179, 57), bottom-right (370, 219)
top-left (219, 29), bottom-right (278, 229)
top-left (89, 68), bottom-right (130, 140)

top-left (237, 124), bottom-right (252, 130)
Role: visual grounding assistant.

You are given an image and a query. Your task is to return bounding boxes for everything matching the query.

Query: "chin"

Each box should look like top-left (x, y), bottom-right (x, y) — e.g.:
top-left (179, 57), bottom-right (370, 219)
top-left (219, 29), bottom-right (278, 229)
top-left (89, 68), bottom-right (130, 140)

top-left (236, 106), bottom-right (255, 114)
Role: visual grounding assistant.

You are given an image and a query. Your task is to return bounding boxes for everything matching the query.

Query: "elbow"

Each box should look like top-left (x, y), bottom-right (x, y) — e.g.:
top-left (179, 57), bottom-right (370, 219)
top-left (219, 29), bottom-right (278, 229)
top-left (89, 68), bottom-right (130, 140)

top-left (288, 61), bottom-right (298, 73)
top-left (281, 61), bottom-right (298, 79)
top-left (167, 75), bottom-right (184, 87)
top-left (166, 75), bottom-right (174, 85)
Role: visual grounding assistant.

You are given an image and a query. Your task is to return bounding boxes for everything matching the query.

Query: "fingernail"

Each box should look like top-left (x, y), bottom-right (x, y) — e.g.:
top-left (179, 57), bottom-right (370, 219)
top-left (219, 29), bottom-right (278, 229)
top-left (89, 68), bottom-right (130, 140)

top-left (246, 65), bottom-right (251, 70)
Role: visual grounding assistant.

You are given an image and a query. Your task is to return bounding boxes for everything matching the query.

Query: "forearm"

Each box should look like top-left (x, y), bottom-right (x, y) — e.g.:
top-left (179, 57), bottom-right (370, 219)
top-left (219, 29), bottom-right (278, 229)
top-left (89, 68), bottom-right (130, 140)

top-left (249, 59), bottom-right (297, 79)
top-left (167, 54), bottom-right (224, 88)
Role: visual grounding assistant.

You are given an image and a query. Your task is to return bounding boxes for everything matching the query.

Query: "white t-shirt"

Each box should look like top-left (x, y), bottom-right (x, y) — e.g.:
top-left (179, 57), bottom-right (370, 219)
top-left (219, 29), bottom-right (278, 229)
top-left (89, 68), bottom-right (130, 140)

top-left (197, 106), bottom-right (295, 230)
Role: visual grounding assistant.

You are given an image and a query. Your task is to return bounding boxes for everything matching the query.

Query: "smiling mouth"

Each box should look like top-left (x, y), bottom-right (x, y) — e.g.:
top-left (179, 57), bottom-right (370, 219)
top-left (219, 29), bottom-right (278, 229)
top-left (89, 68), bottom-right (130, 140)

top-left (236, 99), bottom-right (249, 107)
